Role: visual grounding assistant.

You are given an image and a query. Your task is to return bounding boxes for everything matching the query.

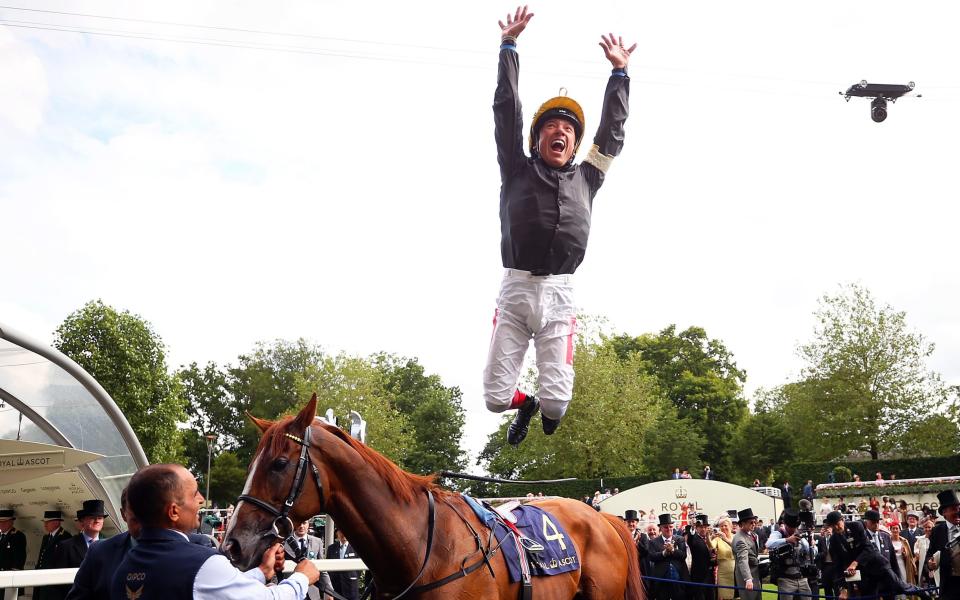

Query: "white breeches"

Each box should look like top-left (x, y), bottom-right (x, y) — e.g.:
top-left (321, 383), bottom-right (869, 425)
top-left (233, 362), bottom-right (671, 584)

top-left (482, 269), bottom-right (577, 420)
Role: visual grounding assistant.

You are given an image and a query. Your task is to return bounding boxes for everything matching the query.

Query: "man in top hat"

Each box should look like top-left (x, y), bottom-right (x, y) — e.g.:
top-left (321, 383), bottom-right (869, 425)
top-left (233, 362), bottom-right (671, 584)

top-left (647, 513), bottom-right (689, 600)
top-left (624, 509), bottom-right (653, 587)
top-left (688, 514), bottom-right (714, 600)
top-left (733, 508), bottom-right (761, 600)
top-left (485, 5), bottom-right (635, 446)
top-left (766, 508), bottom-right (817, 599)
top-left (817, 522), bottom-right (837, 600)
top-left (927, 489), bottom-right (960, 600)
top-left (0, 508), bottom-right (27, 583)
top-left (37, 510), bottom-right (72, 569)
top-left (65, 493), bottom-right (134, 600)
top-left (823, 511), bottom-right (859, 598)
top-left (35, 510), bottom-right (73, 600)
top-left (862, 508), bottom-right (900, 600)
top-left (46, 499), bottom-right (110, 600)
top-left (624, 510), bottom-right (645, 546)
top-left (54, 500), bottom-right (107, 566)
top-left (840, 521), bottom-right (929, 600)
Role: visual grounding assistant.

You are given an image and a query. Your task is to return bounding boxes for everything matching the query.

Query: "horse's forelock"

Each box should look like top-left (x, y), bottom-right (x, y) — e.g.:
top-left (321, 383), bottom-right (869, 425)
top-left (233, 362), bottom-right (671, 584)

top-left (251, 415), bottom-right (300, 468)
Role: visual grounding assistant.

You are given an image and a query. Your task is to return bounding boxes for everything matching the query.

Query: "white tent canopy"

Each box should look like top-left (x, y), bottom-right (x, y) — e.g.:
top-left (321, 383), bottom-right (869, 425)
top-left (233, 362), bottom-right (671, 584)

top-left (0, 322), bottom-right (148, 529)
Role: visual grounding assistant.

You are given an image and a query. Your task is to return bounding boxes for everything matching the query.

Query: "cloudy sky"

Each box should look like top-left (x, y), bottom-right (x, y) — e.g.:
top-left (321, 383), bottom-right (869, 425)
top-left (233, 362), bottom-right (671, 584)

top-left (3, 0), bottom-right (959, 464)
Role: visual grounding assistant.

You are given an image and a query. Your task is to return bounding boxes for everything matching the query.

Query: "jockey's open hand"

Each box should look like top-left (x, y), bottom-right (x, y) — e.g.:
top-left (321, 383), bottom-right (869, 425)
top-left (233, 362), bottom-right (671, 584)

top-left (499, 6), bottom-right (533, 39)
top-left (599, 33), bottom-right (637, 69)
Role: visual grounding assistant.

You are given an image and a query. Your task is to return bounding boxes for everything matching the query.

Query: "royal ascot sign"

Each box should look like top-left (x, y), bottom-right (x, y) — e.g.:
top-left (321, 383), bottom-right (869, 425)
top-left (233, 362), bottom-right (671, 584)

top-left (0, 450), bottom-right (65, 470)
top-left (599, 479), bottom-right (784, 525)
top-left (0, 439), bottom-right (103, 486)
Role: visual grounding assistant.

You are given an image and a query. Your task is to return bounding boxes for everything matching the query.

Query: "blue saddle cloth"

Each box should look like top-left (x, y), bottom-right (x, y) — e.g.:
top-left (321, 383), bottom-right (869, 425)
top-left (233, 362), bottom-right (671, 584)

top-left (462, 495), bottom-right (580, 583)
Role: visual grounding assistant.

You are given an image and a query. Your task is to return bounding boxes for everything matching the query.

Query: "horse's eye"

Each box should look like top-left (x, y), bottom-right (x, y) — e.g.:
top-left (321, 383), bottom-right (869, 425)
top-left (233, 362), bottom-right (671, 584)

top-left (271, 457), bottom-right (289, 471)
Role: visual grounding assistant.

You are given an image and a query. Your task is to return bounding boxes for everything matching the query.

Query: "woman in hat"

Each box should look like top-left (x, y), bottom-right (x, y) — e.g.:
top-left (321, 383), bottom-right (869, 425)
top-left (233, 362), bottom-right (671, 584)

top-left (485, 5), bottom-right (635, 446)
top-left (889, 522), bottom-right (918, 598)
top-left (913, 518), bottom-right (936, 589)
top-left (712, 517), bottom-right (736, 600)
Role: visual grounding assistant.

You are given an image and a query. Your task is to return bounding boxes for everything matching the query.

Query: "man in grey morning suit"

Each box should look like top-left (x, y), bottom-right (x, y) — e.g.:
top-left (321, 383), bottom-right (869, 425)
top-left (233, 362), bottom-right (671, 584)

top-left (733, 508), bottom-right (761, 600)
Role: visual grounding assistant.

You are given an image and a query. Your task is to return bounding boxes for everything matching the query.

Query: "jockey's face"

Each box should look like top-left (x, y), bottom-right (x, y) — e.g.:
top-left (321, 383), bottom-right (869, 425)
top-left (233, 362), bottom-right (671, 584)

top-left (537, 118), bottom-right (577, 168)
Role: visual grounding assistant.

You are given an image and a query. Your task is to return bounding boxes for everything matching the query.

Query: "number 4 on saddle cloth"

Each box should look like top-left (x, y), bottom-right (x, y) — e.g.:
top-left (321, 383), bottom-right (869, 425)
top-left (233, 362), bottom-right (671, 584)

top-left (462, 495), bottom-right (580, 583)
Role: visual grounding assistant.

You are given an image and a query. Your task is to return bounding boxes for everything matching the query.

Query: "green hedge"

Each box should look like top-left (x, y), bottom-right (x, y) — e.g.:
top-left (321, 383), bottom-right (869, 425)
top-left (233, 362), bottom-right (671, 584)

top-left (786, 455), bottom-right (960, 491)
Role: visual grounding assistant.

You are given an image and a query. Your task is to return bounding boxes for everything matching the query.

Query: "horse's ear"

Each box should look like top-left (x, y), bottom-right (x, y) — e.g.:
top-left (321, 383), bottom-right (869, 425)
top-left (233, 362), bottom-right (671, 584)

top-left (294, 393), bottom-right (318, 430)
top-left (247, 412), bottom-right (273, 434)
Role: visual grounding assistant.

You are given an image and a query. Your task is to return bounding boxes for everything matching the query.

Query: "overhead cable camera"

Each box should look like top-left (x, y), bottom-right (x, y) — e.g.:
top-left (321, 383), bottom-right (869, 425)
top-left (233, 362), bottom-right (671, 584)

top-left (840, 80), bottom-right (920, 122)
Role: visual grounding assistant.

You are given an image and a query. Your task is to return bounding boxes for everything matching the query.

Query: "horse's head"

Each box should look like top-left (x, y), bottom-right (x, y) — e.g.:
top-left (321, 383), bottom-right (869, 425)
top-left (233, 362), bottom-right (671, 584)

top-left (222, 394), bottom-right (325, 570)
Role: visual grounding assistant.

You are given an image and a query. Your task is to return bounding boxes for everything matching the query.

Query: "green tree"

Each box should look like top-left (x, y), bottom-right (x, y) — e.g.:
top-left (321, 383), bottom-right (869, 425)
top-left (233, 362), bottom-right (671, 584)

top-left (179, 361), bottom-right (232, 475)
top-left (54, 300), bottom-right (186, 463)
top-left (480, 336), bottom-right (662, 479)
top-left (895, 414), bottom-right (960, 457)
top-left (177, 341), bottom-right (466, 473)
top-left (295, 352), bottom-right (414, 466)
top-left (795, 284), bottom-right (946, 459)
top-left (206, 451), bottom-right (248, 507)
top-left (375, 355), bottom-right (467, 474)
top-left (225, 339), bottom-right (327, 464)
top-left (641, 402), bottom-right (706, 479)
top-left (729, 392), bottom-right (796, 486)
top-left (610, 325), bottom-right (748, 477)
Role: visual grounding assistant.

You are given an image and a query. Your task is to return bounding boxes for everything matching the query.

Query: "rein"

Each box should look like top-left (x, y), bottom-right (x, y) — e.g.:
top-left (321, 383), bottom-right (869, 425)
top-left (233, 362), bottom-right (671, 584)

top-left (440, 470), bottom-right (576, 485)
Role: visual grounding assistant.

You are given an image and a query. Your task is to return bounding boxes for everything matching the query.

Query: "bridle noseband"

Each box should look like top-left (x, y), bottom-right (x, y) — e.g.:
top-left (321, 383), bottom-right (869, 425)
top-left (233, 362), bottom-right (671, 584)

top-left (237, 426), bottom-right (325, 542)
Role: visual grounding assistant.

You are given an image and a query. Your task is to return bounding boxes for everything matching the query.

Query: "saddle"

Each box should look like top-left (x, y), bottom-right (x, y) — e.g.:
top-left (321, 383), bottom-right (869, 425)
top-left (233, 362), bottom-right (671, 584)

top-left (462, 495), bottom-right (579, 600)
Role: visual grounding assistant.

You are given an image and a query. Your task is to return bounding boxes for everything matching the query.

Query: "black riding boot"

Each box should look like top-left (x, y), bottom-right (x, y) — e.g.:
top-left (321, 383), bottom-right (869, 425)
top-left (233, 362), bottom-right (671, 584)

top-left (507, 396), bottom-right (540, 446)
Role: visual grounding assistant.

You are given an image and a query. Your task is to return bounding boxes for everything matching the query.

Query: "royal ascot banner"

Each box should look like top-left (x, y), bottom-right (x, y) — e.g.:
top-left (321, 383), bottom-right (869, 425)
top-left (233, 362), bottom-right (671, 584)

top-left (0, 439), bottom-right (103, 486)
top-left (598, 479), bottom-right (784, 525)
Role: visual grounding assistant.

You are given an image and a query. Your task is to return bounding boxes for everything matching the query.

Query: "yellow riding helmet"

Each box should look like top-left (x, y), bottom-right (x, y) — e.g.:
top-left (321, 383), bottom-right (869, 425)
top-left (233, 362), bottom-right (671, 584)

top-left (529, 89), bottom-right (586, 155)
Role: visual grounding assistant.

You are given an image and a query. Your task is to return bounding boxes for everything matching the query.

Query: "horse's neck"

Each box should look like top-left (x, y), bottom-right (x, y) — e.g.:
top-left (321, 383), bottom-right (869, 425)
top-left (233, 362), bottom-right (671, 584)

top-left (324, 457), bottom-right (433, 584)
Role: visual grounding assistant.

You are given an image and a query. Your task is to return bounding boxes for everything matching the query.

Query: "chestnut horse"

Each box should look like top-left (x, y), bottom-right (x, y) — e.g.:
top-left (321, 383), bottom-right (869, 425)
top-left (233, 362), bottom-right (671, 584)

top-left (223, 395), bottom-right (644, 600)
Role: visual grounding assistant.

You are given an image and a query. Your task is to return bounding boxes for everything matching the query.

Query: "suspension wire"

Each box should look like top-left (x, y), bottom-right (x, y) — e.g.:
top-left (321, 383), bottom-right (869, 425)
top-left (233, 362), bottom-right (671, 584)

top-left (2, 9), bottom-right (952, 101)
top-left (0, 4), bottom-right (869, 90)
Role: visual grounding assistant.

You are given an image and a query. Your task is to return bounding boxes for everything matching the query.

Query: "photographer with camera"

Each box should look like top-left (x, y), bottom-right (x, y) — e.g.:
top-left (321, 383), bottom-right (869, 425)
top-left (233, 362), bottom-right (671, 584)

top-left (766, 509), bottom-right (817, 600)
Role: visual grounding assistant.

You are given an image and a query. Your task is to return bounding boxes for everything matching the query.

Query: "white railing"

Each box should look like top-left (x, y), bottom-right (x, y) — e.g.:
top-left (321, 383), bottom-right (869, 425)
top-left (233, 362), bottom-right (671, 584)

top-left (1, 559), bottom-right (369, 600)
top-left (816, 474), bottom-right (960, 492)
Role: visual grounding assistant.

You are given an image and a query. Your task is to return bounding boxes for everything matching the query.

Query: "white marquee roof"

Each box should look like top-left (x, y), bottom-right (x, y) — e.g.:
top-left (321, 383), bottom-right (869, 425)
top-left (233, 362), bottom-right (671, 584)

top-left (0, 322), bottom-right (148, 524)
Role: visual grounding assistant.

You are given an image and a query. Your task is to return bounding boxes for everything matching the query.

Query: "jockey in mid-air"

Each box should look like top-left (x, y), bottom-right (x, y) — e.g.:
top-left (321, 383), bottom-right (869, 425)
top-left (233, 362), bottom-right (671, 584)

top-left (484, 5), bottom-right (635, 446)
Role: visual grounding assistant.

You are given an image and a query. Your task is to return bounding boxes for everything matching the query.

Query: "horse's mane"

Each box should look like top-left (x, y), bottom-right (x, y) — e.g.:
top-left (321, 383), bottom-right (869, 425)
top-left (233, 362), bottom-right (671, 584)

top-left (256, 415), bottom-right (450, 504)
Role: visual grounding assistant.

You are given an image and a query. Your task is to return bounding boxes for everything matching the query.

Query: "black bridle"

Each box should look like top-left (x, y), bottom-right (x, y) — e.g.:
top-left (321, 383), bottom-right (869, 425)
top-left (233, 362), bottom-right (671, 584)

top-left (237, 426), bottom-right (325, 542)
top-left (235, 425), bottom-right (503, 600)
